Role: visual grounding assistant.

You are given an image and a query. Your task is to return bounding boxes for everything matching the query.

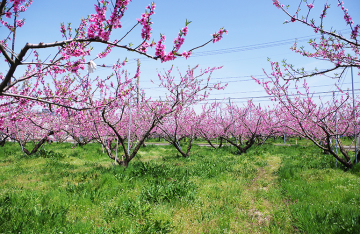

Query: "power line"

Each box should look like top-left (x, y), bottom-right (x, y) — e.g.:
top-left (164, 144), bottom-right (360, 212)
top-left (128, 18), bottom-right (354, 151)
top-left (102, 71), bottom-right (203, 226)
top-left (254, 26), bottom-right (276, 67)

top-left (198, 92), bottom-right (360, 105)
top-left (131, 29), bottom-right (351, 61)
top-left (142, 90), bottom-right (360, 104)
top-left (208, 82), bottom-right (360, 96)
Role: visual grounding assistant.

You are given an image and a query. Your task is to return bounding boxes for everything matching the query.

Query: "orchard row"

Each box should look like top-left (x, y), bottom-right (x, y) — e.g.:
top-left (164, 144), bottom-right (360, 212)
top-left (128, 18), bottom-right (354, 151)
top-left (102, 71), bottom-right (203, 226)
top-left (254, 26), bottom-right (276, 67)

top-left (1, 70), bottom-right (359, 168)
top-left (1, 0), bottom-right (359, 169)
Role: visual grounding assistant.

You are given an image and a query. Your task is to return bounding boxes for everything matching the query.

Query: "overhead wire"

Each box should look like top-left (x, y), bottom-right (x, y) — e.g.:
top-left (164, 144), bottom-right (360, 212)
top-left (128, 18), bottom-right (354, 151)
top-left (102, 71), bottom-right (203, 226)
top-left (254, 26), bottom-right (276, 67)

top-left (197, 91), bottom-right (360, 105)
top-left (130, 29), bottom-right (351, 61)
top-left (82, 29), bottom-right (356, 104)
top-left (207, 82), bottom-right (360, 96)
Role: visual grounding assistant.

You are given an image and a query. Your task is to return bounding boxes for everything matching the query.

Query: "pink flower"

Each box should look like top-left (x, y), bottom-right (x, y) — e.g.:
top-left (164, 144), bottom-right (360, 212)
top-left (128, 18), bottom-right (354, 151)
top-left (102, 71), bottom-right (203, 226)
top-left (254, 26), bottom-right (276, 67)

top-left (182, 26), bottom-right (188, 36)
top-left (181, 51), bottom-right (191, 59)
top-left (16, 19), bottom-right (25, 27)
top-left (272, 0), bottom-right (282, 9)
top-left (161, 34), bottom-right (166, 42)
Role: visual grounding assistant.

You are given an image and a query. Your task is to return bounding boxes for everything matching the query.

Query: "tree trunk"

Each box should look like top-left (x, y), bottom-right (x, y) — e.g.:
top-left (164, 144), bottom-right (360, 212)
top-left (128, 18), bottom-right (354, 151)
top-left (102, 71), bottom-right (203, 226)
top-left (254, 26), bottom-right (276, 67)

top-left (0, 136), bottom-right (8, 147)
top-left (218, 138), bottom-right (223, 148)
top-left (207, 139), bottom-right (217, 149)
top-left (207, 138), bottom-right (223, 149)
top-left (171, 137), bottom-right (193, 158)
top-left (221, 136), bottom-right (255, 154)
top-left (21, 131), bottom-right (54, 155)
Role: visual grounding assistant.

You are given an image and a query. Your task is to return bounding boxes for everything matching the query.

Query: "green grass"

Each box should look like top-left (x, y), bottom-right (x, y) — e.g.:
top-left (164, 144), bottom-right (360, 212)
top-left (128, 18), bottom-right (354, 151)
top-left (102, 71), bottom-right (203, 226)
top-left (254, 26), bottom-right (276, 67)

top-left (0, 141), bottom-right (359, 233)
top-left (276, 144), bottom-right (360, 233)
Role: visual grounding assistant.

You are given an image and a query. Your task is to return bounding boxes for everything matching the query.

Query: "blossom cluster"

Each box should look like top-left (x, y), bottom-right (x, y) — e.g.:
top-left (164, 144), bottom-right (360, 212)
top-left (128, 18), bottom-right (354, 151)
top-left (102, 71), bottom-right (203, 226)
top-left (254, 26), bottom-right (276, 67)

top-left (272, 0), bottom-right (283, 9)
top-left (109, 0), bottom-right (131, 29)
top-left (337, 1), bottom-right (353, 25)
top-left (0, 0), bottom-right (32, 30)
top-left (87, 1), bottom-right (110, 40)
top-left (137, 3), bottom-right (155, 40)
top-left (212, 28), bottom-right (228, 43)
top-left (60, 41), bottom-right (91, 59)
top-left (137, 3), bottom-right (156, 52)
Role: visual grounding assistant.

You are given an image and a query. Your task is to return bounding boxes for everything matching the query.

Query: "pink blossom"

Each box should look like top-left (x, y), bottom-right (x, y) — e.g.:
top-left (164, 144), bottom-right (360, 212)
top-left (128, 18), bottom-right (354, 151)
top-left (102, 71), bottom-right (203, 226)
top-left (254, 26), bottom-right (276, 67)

top-left (181, 51), bottom-right (191, 59)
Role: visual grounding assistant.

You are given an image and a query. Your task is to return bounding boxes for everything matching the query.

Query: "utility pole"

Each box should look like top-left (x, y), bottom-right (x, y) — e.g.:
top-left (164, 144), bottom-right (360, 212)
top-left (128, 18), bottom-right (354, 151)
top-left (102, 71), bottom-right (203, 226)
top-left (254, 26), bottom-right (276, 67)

top-left (136, 59), bottom-right (140, 105)
top-left (229, 97), bottom-right (238, 145)
top-left (351, 66), bottom-right (358, 163)
top-left (127, 98), bottom-right (132, 156)
top-left (335, 113), bottom-right (338, 168)
top-left (8, 11), bottom-right (17, 85)
top-left (216, 99), bottom-right (218, 146)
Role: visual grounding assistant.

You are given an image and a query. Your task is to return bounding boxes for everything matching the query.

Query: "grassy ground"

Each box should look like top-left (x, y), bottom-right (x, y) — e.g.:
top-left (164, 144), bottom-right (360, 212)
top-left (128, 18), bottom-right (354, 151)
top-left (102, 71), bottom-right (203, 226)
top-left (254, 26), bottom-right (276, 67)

top-left (0, 141), bottom-right (359, 233)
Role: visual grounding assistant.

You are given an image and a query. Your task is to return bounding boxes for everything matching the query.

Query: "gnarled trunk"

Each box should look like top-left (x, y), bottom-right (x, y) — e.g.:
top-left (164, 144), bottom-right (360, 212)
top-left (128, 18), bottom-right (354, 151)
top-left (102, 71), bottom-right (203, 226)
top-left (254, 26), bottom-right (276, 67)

top-left (20, 131), bottom-right (54, 155)
top-left (172, 136), bottom-right (194, 158)
top-left (221, 136), bottom-right (255, 154)
top-left (0, 135), bottom-right (8, 147)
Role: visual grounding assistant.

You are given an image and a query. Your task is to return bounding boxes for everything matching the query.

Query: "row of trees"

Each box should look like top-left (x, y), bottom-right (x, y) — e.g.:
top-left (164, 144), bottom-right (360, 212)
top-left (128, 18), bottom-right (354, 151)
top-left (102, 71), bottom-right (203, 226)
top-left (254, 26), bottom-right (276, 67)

top-left (1, 0), bottom-right (359, 170)
top-left (2, 79), bottom-right (359, 169)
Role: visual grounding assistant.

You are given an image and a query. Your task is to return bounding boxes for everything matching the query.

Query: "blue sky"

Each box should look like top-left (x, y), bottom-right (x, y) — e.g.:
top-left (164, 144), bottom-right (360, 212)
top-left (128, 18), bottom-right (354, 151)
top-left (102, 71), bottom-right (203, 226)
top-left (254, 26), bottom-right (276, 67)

top-left (2, 0), bottom-right (360, 109)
